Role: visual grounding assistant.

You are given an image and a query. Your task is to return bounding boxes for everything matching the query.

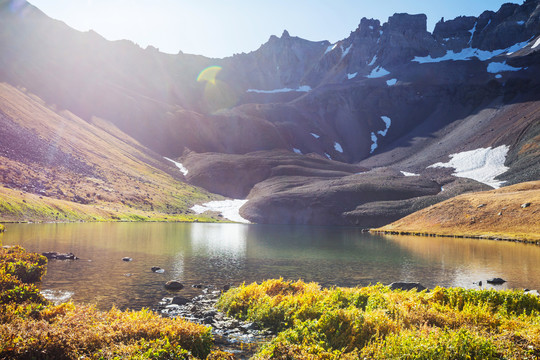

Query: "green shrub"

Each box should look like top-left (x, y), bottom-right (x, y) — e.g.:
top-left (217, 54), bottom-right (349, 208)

top-left (361, 328), bottom-right (499, 359)
top-left (0, 245), bottom-right (47, 283)
top-left (220, 279), bottom-right (540, 359)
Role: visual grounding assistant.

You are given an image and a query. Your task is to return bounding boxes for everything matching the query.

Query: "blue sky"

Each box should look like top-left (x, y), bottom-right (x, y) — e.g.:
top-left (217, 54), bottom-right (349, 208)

top-left (28, 0), bottom-right (522, 58)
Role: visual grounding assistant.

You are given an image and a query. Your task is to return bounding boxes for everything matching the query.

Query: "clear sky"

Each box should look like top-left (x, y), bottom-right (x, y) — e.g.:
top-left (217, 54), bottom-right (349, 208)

top-left (27, 0), bottom-right (522, 58)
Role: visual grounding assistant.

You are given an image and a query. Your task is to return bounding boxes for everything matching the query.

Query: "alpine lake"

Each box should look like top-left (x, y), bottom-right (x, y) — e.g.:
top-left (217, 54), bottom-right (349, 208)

top-left (1, 222), bottom-right (539, 310)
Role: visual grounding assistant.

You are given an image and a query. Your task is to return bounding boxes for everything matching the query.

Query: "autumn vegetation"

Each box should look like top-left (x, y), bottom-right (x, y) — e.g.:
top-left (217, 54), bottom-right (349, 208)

top-left (0, 245), bottom-right (218, 359)
top-left (217, 278), bottom-right (540, 359)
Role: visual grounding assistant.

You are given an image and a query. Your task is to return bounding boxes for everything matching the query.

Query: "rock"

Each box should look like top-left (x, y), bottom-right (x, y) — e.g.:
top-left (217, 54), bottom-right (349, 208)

top-left (151, 266), bottom-right (164, 273)
top-left (477, 204), bottom-right (486, 208)
top-left (479, 281), bottom-right (482, 286)
top-left (42, 252), bottom-right (78, 260)
top-left (388, 282), bottom-right (426, 291)
top-left (164, 280), bottom-right (184, 291)
top-left (521, 203), bottom-right (531, 208)
top-left (122, 257), bottom-right (132, 262)
top-left (524, 289), bottom-right (540, 297)
top-left (171, 296), bottom-right (190, 305)
top-left (486, 278), bottom-right (506, 285)
top-left (240, 322), bottom-right (260, 331)
top-left (192, 284), bottom-right (203, 289)
top-left (223, 284), bottom-right (231, 292)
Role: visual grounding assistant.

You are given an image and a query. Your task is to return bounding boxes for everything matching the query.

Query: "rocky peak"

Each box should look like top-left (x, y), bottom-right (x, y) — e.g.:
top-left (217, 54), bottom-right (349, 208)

top-left (281, 29), bottom-right (291, 39)
top-left (355, 17), bottom-right (381, 36)
top-left (385, 13), bottom-right (427, 34)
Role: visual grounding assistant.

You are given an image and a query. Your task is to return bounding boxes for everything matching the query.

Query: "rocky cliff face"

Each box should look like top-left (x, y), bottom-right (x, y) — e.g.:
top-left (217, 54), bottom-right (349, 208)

top-left (1, 0), bottom-right (539, 226)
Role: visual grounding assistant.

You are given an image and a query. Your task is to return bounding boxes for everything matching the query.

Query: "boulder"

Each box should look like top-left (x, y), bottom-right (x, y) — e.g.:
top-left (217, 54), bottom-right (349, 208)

top-left (164, 280), bottom-right (184, 291)
top-left (151, 266), bottom-right (164, 273)
top-left (42, 252), bottom-right (78, 260)
top-left (122, 257), bottom-right (132, 262)
top-left (388, 282), bottom-right (426, 291)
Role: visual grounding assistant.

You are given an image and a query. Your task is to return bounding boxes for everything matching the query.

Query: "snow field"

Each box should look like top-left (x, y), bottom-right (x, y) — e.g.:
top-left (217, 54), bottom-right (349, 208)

top-left (428, 145), bottom-right (510, 188)
top-left (191, 199), bottom-right (250, 224)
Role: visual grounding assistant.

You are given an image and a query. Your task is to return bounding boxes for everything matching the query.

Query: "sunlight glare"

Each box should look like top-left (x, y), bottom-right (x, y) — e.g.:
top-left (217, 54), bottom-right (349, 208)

top-left (196, 65), bottom-right (222, 85)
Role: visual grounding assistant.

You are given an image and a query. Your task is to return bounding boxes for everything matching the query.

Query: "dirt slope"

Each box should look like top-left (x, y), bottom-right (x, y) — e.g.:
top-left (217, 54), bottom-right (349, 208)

top-left (374, 181), bottom-right (540, 242)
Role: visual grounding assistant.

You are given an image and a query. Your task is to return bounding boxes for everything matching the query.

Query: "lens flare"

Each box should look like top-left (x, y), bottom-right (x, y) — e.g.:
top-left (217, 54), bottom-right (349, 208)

top-left (196, 65), bottom-right (222, 85)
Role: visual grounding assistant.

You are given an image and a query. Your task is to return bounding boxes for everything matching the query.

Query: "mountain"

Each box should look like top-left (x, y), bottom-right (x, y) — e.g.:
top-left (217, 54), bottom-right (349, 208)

top-left (0, 0), bottom-right (539, 226)
top-left (0, 82), bottom-right (220, 222)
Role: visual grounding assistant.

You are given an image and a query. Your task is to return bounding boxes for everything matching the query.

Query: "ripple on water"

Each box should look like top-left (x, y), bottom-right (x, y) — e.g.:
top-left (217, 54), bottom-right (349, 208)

top-left (41, 289), bottom-right (74, 304)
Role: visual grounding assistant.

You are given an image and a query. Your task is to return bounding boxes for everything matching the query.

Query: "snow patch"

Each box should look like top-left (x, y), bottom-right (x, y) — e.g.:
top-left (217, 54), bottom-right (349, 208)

top-left (487, 61), bottom-right (522, 73)
top-left (378, 116), bottom-right (391, 137)
top-left (517, 21), bottom-right (525, 26)
top-left (311, 133), bottom-right (320, 139)
top-left (367, 66), bottom-right (390, 78)
top-left (386, 78), bottom-right (397, 86)
top-left (191, 199), bottom-right (250, 224)
top-left (293, 148), bottom-right (302, 154)
top-left (468, 21), bottom-right (477, 45)
top-left (495, 74), bottom-right (502, 79)
top-left (401, 171), bottom-right (419, 177)
top-left (533, 37), bottom-right (540, 49)
top-left (368, 55), bottom-right (377, 66)
top-left (341, 44), bottom-right (352, 59)
top-left (247, 86), bottom-right (311, 93)
top-left (164, 157), bottom-right (188, 176)
top-left (428, 145), bottom-right (510, 188)
top-left (325, 153), bottom-right (332, 159)
top-left (334, 142), bottom-right (343, 153)
top-left (413, 39), bottom-right (531, 63)
top-left (370, 132), bottom-right (378, 153)
top-left (347, 72), bottom-right (358, 80)
top-left (325, 43), bottom-right (338, 54)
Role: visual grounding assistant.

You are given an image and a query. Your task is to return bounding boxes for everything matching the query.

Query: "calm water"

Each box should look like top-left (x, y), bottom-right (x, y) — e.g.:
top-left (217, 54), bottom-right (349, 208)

top-left (1, 222), bottom-right (540, 310)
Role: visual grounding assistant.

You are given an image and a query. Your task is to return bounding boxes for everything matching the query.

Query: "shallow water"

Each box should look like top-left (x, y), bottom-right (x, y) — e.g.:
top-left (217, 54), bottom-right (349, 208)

top-left (1, 222), bottom-right (539, 310)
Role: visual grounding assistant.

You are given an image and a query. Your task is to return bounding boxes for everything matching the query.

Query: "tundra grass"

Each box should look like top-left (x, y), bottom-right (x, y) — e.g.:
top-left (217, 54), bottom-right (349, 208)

top-left (217, 278), bottom-right (540, 359)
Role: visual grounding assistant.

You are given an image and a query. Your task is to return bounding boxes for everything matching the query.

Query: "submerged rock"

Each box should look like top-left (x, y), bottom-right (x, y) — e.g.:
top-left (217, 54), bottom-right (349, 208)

top-left (151, 266), bottom-right (165, 273)
top-left (164, 280), bottom-right (184, 291)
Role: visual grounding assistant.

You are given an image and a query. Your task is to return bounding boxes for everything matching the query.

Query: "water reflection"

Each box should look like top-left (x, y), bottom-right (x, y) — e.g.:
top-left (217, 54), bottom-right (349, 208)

top-left (1, 223), bottom-right (539, 310)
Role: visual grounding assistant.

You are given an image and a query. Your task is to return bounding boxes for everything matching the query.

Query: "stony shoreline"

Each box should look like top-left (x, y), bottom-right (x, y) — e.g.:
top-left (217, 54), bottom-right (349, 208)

top-left (155, 287), bottom-right (273, 358)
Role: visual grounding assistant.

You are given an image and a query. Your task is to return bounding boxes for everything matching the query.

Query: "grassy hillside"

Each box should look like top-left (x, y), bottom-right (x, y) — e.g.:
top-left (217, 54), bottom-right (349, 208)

top-left (0, 83), bottom-right (221, 223)
top-left (374, 181), bottom-right (540, 242)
